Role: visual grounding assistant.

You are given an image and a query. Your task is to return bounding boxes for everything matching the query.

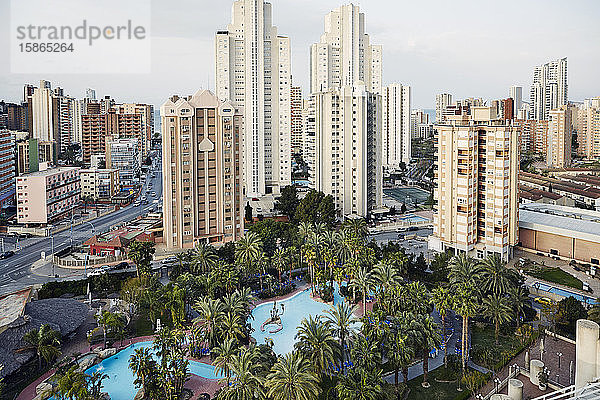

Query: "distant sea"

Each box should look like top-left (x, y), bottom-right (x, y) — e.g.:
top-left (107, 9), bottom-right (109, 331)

top-left (423, 109), bottom-right (436, 123)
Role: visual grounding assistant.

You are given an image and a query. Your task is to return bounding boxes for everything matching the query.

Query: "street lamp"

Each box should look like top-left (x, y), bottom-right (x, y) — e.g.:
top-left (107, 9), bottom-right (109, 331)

top-left (557, 352), bottom-right (563, 369)
top-left (494, 377), bottom-right (501, 393)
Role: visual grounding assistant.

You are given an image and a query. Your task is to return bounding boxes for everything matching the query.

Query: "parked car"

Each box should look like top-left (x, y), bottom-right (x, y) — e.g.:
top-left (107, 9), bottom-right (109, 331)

top-left (115, 261), bottom-right (129, 270)
top-left (161, 256), bottom-right (179, 265)
top-left (534, 297), bottom-right (553, 306)
top-left (0, 251), bottom-right (15, 259)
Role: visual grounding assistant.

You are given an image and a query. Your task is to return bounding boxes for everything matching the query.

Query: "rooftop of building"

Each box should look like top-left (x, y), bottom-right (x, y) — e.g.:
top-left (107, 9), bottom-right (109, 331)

top-left (0, 287), bottom-right (32, 333)
top-left (19, 166), bottom-right (79, 178)
top-left (84, 215), bottom-right (161, 248)
top-left (519, 203), bottom-right (600, 243)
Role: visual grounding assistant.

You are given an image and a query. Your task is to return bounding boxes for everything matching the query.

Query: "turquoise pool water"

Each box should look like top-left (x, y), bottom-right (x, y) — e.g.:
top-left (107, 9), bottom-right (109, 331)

top-left (399, 214), bottom-right (429, 223)
top-left (83, 341), bottom-right (223, 400)
top-left (533, 281), bottom-right (598, 305)
top-left (250, 285), bottom-right (347, 355)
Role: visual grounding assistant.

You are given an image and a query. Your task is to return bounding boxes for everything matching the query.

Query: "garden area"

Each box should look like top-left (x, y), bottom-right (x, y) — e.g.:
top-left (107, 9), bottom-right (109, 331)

top-left (522, 264), bottom-right (583, 290)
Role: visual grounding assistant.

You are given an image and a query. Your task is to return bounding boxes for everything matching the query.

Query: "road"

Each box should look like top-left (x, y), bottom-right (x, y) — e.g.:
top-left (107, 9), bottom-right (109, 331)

top-left (0, 151), bottom-right (163, 296)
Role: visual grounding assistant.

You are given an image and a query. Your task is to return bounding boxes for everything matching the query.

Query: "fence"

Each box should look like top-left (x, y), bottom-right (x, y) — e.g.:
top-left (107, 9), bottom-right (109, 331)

top-left (53, 253), bottom-right (127, 268)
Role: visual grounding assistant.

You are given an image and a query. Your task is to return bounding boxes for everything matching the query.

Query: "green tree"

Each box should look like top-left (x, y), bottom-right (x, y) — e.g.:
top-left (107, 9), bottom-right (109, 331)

top-left (449, 253), bottom-right (481, 288)
top-left (413, 314), bottom-right (441, 387)
top-left (274, 185), bottom-right (300, 221)
top-left (96, 311), bottom-right (122, 349)
top-left (351, 266), bottom-right (375, 316)
top-left (22, 324), bottom-right (61, 370)
top-left (266, 352), bottom-right (321, 400)
top-left (295, 190), bottom-right (336, 227)
top-left (214, 338), bottom-right (238, 385)
top-left (295, 316), bottom-right (338, 376)
top-left (482, 294), bottom-right (512, 344)
top-left (480, 254), bottom-right (517, 296)
top-left (193, 298), bottom-right (225, 348)
top-left (455, 284), bottom-right (480, 372)
top-left (191, 242), bottom-right (218, 274)
top-left (55, 365), bottom-right (89, 400)
top-left (129, 347), bottom-right (157, 396)
top-left (432, 286), bottom-right (453, 367)
top-left (128, 241), bottom-right (156, 278)
top-left (336, 368), bottom-right (384, 400)
top-left (557, 296), bottom-right (588, 335)
top-left (325, 302), bottom-right (357, 374)
top-left (235, 231), bottom-right (263, 280)
top-left (219, 347), bottom-right (265, 400)
top-left (507, 285), bottom-right (529, 327)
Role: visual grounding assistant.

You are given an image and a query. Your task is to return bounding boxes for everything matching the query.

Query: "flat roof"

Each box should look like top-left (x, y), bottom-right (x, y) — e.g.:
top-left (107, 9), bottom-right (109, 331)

top-left (0, 287), bottom-right (32, 331)
top-left (519, 203), bottom-right (600, 243)
top-left (20, 166), bottom-right (79, 177)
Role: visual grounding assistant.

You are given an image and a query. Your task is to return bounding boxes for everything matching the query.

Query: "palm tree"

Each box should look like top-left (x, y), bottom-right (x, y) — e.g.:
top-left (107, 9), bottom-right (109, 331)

top-left (351, 266), bottom-right (374, 316)
top-left (22, 324), bottom-right (61, 370)
top-left (588, 304), bottom-right (600, 324)
top-left (480, 254), bottom-right (517, 296)
top-left (88, 370), bottom-right (110, 398)
top-left (55, 365), bottom-right (89, 400)
top-left (193, 298), bottom-right (225, 348)
top-left (325, 302), bottom-right (357, 374)
top-left (507, 285), bottom-right (529, 327)
top-left (272, 248), bottom-right (287, 283)
top-left (372, 263), bottom-right (400, 295)
top-left (454, 283), bottom-right (480, 372)
top-left (482, 293), bottom-right (512, 344)
top-left (213, 338), bottom-right (238, 386)
top-left (432, 286), bottom-right (454, 368)
top-left (402, 281), bottom-right (431, 316)
top-left (343, 217), bottom-right (368, 241)
top-left (96, 310), bottom-right (120, 349)
top-left (222, 312), bottom-right (243, 344)
top-left (385, 321), bottom-right (414, 387)
top-left (129, 347), bottom-right (157, 395)
top-left (191, 242), bottom-right (218, 274)
top-left (449, 253), bottom-right (481, 288)
top-left (336, 369), bottom-right (383, 400)
top-left (266, 352), bottom-right (321, 400)
top-left (235, 231), bottom-right (263, 279)
top-left (295, 316), bottom-right (338, 376)
top-left (220, 347), bottom-right (264, 400)
top-left (413, 314), bottom-right (441, 387)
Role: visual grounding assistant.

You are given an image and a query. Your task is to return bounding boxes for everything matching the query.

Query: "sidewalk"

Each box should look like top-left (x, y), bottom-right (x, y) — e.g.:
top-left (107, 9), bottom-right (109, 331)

top-left (30, 258), bottom-right (87, 279)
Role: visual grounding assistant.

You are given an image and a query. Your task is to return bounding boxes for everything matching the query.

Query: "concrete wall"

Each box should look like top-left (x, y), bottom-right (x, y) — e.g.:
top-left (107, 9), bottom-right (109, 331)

top-left (519, 227), bottom-right (600, 264)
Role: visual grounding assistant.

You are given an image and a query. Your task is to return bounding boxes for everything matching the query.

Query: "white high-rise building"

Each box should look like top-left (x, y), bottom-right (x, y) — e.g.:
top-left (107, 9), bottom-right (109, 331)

top-left (310, 4), bottom-right (382, 94)
top-left (304, 83), bottom-right (382, 218)
top-left (382, 84), bottom-right (411, 168)
top-left (85, 88), bottom-right (96, 101)
top-left (530, 57), bottom-right (568, 121)
top-left (435, 93), bottom-right (452, 123)
top-left (215, 0), bottom-right (292, 197)
top-left (291, 86), bottom-right (303, 154)
top-left (31, 80), bottom-right (55, 144)
top-left (509, 85), bottom-right (522, 116)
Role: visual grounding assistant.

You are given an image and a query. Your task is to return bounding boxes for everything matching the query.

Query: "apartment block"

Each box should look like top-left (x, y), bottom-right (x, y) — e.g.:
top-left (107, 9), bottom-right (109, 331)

top-left (115, 103), bottom-right (154, 158)
top-left (576, 97), bottom-right (600, 160)
top-left (382, 84), bottom-right (411, 168)
top-left (517, 119), bottom-right (548, 156)
top-left (291, 86), bottom-right (303, 155)
top-left (530, 57), bottom-right (568, 120)
top-left (429, 106), bottom-right (520, 262)
top-left (215, 0), bottom-right (292, 197)
top-left (0, 130), bottom-right (15, 208)
top-left (547, 106), bottom-right (572, 168)
top-left (161, 89), bottom-right (244, 248)
top-left (106, 137), bottom-right (140, 188)
top-left (435, 93), bottom-right (453, 123)
top-left (16, 166), bottom-right (81, 224)
top-left (509, 86), bottom-right (522, 116)
top-left (304, 83), bottom-right (382, 218)
top-left (310, 3), bottom-right (382, 95)
top-left (80, 168), bottom-right (119, 200)
top-left (16, 138), bottom-right (55, 175)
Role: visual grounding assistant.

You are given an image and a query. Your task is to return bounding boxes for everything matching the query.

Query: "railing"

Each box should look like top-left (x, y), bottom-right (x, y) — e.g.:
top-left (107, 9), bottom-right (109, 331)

top-left (479, 365), bottom-right (521, 400)
top-left (53, 253), bottom-right (127, 268)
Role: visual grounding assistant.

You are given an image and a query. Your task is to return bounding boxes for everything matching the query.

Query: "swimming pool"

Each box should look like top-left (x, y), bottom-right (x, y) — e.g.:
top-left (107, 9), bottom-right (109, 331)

top-left (399, 214), bottom-right (429, 223)
top-left (83, 341), bottom-right (223, 399)
top-left (532, 282), bottom-right (598, 305)
top-left (250, 285), bottom-right (348, 355)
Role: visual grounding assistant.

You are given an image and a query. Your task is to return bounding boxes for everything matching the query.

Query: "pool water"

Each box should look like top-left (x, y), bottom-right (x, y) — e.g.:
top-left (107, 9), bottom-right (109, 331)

top-left (83, 341), bottom-right (223, 400)
top-left (533, 281), bottom-right (598, 305)
top-left (250, 285), bottom-right (348, 355)
top-left (399, 214), bottom-right (429, 223)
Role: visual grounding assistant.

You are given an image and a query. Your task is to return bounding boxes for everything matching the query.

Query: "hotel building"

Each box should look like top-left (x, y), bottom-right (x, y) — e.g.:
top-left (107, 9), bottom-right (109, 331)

top-left (161, 90), bottom-right (244, 248)
top-left (429, 106), bottom-right (520, 262)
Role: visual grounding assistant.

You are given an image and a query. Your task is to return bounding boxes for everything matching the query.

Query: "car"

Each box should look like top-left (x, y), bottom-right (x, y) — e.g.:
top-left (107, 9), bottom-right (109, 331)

top-left (0, 251), bottom-right (15, 259)
top-left (534, 297), bottom-right (553, 306)
top-left (161, 256), bottom-right (179, 265)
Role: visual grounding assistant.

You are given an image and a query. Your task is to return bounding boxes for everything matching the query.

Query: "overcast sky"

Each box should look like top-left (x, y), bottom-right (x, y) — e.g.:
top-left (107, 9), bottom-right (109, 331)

top-left (1, 0), bottom-right (599, 109)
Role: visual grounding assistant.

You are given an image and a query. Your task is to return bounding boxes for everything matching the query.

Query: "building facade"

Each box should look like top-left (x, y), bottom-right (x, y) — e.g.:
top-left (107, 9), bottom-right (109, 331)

top-left (80, 168), bottom-right (119, 201)
top-left (382, 84), bottom-right (411, 168)
top-left (517, 119), bottom-right (548, 156)
top-left (310, 3), bottom-right (382, 95)
top-left (161, 90), bottom-right (244, 248)
top-left (509, 85), bottom-right (522, 116)
top-left (215, 0), bottom-right (292, 197)
top-left (530, 57), bottom-right (568, 121)
top-left (429, 107), bottom-right (520, 262)
top-left (435, 93), bottom-right (453, 123)
top-left (16, 166), bottom-right (80, 224)
top-left (0, 130), bottom-right (15, 208)
top-left (547, 105), bottom-right (572, 168)
top-left (106, 137), bottom-right (140, 188)
top-left (576, 97), bottom-right (600, 160)
top-left (305, 83), bottom-right (382, 218)
top-left (16, 139), bottom-right (55, 175)
top-left (291, 86), bottom-right (303, 155)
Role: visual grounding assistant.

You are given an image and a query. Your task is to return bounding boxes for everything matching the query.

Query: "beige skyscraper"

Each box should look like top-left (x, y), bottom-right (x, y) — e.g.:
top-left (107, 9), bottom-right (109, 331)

top-left (429, 106), bottom-right (520, 262)
top-left (310, 3), bottom-right (382, 94)
top-left (576, 97), bottom-right (600, 160)
top-left (530, 57), bottom-right (568, 121)
top-left (547, 105), bottom-right (572, 168)
top-left (161, 90), bottom-right (244, 249)
top-left (215, 0), bottom-right (292, 197)
top-left (304, 83), bottom-right (382, 218)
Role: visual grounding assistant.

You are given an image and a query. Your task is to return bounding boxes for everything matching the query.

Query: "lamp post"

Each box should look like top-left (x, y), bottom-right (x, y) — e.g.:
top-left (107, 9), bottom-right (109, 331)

top-left (557, 352), bottom-right (563, 369)
top-left (494, 377), bottom-right (501, 394)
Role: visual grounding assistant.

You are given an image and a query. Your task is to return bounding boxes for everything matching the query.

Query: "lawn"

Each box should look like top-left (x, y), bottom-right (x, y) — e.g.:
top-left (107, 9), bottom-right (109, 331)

top-left (406, 366), bottom-right (473, 400)
top-left (525, 266), bottom-right (583, 290)
top-left (470, 324), bottom-right (524, 370)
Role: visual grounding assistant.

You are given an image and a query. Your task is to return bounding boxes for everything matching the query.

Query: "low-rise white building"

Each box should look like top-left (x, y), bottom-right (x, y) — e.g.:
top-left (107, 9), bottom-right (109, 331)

top-left (80, 168), bottom-right (120, 201)
top-left (106, 137), bottom-right (140, 188)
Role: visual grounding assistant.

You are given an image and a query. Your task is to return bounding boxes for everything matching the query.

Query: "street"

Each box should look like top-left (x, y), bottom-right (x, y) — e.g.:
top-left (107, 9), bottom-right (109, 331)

top-left (0, 154), bottom-right (163, 296)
